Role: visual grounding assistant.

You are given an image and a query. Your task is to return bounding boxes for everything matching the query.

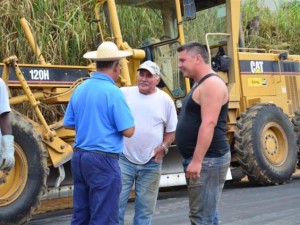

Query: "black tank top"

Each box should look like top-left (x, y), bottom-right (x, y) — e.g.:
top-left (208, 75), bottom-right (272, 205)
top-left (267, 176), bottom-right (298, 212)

top-left (175, 74), bottom-right (229, 159)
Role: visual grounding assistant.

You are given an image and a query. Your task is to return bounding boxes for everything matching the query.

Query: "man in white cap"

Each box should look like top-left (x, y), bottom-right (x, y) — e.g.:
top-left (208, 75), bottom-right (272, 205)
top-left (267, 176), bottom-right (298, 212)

top-left (0, 78), bottom-right (14, 171)
top-left (64, 41), bottom-right (135, 225)
top-left (118, 60), bottom-right (177, 225)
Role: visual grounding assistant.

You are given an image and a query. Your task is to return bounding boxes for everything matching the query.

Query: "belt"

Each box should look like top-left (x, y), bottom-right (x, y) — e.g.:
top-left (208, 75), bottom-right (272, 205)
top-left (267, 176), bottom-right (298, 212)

top-left (74, 148), bottom-right (119, 159)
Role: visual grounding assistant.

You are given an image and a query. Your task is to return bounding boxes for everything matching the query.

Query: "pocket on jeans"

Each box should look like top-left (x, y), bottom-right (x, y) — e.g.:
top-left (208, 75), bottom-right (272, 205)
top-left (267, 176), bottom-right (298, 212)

top-left (187, 177), bottom-right (202, 188)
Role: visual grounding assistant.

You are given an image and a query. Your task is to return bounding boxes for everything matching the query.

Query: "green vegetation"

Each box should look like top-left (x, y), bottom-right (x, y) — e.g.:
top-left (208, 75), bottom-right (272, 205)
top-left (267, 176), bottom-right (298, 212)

top-left (1, 0), bottom-right (300, 66)
top-left (117, 6), bottom-right (163, 47)
top-left (240, 0), bottom-right (300, 53)
top-left (0, 0), bottom-right (94, 65)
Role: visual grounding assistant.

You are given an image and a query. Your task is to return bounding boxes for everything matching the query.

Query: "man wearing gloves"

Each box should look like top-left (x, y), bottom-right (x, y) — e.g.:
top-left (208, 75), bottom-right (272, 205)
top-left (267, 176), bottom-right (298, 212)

top-left (0, 78), bottom-right (14, 171)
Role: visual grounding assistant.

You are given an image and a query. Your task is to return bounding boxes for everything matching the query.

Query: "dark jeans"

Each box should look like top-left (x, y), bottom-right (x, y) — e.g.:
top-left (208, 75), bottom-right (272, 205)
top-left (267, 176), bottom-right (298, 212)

top-left (183, 151), bottom-right (231, 225)
top-left (71, 150), bottom-right (121, 225)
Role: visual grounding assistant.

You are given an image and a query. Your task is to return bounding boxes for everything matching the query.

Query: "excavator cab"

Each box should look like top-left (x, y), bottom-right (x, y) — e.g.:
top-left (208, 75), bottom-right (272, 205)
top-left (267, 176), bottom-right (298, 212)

top-left (92, 0), bottom-right (189, 100)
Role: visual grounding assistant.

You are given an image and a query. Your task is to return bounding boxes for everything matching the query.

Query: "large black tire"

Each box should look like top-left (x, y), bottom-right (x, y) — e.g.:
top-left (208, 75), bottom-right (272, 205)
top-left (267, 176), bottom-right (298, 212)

top-left (234, 104), bottom-right (298, 185)
top-left (230, 165), bottom-right (245, 182)
top-left (229, 140), bottom-right (246, 182)
top-left (0, 111), bottom-right (48, 225)
top-left (291, 109), bottom-right (300, 167)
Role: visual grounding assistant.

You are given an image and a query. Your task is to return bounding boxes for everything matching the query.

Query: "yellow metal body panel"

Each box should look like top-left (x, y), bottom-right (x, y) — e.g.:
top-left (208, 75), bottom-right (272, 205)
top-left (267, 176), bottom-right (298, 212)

top-left (237, 51), bottom-right (300, 116)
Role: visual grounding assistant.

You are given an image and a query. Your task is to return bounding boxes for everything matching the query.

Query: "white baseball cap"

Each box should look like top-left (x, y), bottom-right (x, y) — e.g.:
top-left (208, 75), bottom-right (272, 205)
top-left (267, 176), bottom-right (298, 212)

top-left (138, 60), bottom-right (161, 77)
top-left (83, 41), bottom-right (132, 61)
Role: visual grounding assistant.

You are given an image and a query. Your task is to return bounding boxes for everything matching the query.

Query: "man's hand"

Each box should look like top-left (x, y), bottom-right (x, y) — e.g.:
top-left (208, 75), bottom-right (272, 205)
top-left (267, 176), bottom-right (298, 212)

top-left (154, 146), bottom-right (165, 163)
top-left (186, 159), bottom-right (202, 179)
top-left (0, 135), bottom-right (15, 171)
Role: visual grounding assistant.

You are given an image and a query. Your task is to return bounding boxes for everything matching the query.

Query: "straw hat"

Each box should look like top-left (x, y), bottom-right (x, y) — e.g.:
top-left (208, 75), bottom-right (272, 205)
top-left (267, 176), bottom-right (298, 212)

top-left (83, 41), bottom-right (132, 61)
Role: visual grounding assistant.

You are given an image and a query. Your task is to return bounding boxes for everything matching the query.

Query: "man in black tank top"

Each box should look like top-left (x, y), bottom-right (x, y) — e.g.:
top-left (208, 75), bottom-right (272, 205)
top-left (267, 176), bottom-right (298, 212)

top-left (176, 41), bottom-right (231, 225)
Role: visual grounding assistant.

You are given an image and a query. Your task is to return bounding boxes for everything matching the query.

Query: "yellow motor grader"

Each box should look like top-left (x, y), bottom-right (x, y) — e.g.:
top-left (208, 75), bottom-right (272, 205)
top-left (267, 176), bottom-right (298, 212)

top-left (0, 0), bottom-right (299, 224)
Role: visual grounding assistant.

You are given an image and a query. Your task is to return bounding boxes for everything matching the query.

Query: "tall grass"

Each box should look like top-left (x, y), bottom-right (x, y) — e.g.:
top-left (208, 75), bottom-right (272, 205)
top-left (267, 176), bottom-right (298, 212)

top-left (117, 5), bottom-right (163, 47)
top-left (0, 0), bottom-right (94, 65)
top-left (240, 0), bottom-right (300, 53)
top-left (1, 0), bottom-right (300, 66)
top-left (182, 5), bottom-right (225, 45)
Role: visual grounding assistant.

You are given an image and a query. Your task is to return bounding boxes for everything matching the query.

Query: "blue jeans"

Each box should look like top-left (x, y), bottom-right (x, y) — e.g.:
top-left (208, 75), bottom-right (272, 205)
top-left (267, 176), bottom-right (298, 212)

top-left (71, 150), bottom-right (121, 225)
top-left (118, 154), bottom-right (161, 225)
top-left (183, 151), bottom-right (231, 225)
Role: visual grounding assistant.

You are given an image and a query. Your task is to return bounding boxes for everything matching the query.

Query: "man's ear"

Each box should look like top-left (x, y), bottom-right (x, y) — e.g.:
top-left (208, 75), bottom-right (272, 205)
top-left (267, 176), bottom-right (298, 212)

top-left (195, 54), bottom-right (202, 63)
top-left (197, 54), bottom-right (207, 65)
top-left (156, 76), bottom-right (160, 84)
top-left (113, 61), bottom-right (120, 72)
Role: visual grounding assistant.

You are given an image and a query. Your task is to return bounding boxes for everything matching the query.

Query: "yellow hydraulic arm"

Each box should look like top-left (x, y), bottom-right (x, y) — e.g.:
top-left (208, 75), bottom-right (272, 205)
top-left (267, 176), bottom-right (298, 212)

top-left (2, 56), bottom-right (73, 168)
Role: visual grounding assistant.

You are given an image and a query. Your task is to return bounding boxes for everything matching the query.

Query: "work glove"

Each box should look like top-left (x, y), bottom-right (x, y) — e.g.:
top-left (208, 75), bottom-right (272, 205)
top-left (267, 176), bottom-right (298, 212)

top-left (0, 135), bottom-right (15, 171)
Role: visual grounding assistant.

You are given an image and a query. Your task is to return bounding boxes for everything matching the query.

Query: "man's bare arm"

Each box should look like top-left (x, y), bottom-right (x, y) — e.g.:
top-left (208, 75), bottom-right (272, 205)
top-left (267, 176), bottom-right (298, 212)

top-left (162, 131), bottom-right (175, 147)
top-left (0, 112), bottom-right (12, 135)
top-left (122, 126), bottom-right (135, 138)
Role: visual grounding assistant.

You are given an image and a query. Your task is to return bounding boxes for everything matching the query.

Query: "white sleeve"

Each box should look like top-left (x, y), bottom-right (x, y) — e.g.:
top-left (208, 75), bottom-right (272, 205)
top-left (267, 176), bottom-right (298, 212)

top-left (0, 79), bottom-right (11, 115)
top-left (164, 94), bottom-right (178, 132)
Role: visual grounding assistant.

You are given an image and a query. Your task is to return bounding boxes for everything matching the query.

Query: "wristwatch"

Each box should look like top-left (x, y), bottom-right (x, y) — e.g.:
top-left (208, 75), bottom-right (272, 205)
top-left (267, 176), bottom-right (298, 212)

top-left (162, 143), bottom-right (169, 155)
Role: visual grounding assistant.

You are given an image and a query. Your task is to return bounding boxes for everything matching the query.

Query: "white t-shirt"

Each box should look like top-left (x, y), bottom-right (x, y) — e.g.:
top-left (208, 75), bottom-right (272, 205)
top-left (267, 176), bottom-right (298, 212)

top-left (121, 86), bottom-right (177, 164)
top-left (0, 78), bottom-right (11, 138)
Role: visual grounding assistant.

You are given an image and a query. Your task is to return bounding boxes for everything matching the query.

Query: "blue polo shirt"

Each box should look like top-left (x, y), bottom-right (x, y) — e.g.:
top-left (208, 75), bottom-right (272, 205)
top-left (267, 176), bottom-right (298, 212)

top-left (63, 72), bottom-right (134, 154)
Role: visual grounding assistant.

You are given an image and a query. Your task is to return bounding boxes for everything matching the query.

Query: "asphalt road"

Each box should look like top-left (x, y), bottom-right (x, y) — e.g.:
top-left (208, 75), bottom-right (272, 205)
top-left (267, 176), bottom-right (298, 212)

top-left (29, 174), bottom-right (300, 225)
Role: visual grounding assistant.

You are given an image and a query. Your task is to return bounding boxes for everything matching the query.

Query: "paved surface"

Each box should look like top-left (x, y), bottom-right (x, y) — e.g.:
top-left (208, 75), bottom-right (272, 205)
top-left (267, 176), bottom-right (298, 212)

top-left (29, 174), bottom-right (300, 225)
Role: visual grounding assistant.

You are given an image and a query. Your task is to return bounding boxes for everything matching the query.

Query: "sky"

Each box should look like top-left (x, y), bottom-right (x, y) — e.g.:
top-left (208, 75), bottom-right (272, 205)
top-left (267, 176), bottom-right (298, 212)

top-left (264, 0), bottom-right (278, 11)
top-left (260, 0), bottom-right (299, 11)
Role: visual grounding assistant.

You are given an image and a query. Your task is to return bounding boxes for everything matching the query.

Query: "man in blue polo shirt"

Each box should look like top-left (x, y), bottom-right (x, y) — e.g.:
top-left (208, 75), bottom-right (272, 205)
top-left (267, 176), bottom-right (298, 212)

top-left (64, 41), bottom-right (135, 225)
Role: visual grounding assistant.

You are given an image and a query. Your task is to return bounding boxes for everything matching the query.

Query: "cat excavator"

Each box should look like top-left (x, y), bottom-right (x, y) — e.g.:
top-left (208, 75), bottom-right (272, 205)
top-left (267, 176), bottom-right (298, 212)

top-left (1, 0), bottom-right (299, 224)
